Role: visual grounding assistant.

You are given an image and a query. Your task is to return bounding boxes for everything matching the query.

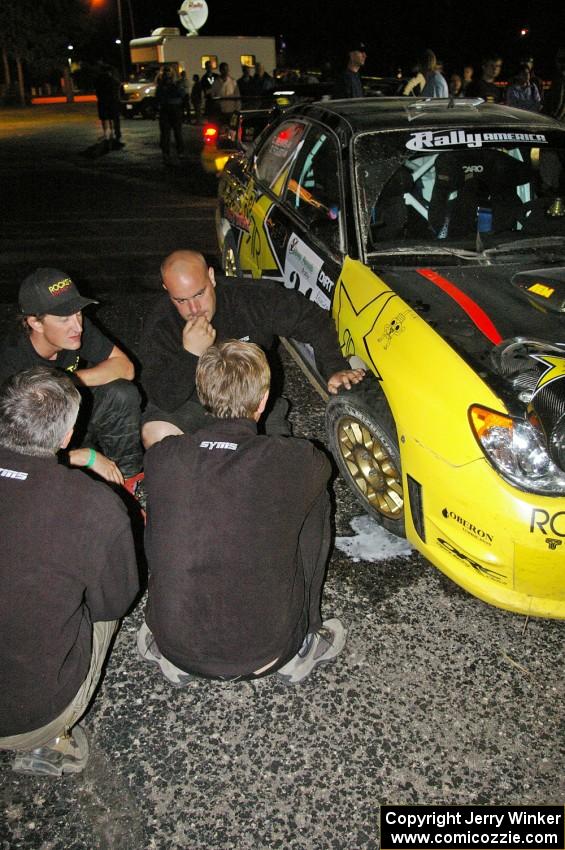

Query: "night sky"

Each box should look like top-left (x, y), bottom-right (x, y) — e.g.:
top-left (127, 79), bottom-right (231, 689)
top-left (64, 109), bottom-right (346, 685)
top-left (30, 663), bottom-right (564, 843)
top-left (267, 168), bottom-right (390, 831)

top-left (90, 0), bottom-right (564, 78)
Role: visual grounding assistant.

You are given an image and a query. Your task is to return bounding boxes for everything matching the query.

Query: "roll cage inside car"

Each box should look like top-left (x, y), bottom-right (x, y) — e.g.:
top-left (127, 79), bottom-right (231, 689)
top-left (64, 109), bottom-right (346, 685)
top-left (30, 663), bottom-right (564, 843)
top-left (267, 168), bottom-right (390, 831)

top-left (354, 131), bottom-right (565, 262)
top-left (245, 101), bottom-right (565, 269)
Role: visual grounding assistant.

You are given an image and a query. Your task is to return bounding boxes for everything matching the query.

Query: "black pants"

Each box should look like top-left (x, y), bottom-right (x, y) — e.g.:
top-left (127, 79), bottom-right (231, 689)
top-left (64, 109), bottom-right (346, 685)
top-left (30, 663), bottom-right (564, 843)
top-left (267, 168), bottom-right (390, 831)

top-left (158, 105), bottom-right (184, 157)
top-left (111, 111), bottom-right (121, 141)
top-left (214, 487), bottom-right (331, 680)
top-left (79, 379), bottom-right (143, 477)
top-left (146, 487), bottom-right (331, 682)
top-left (296, 488), bottom-right (331, 638)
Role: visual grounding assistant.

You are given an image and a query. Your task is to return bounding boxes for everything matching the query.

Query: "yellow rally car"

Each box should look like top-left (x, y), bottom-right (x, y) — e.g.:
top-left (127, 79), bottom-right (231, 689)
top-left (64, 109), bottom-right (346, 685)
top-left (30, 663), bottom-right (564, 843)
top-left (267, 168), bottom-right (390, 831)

top-left (216, 97), bottom-right (565, 618)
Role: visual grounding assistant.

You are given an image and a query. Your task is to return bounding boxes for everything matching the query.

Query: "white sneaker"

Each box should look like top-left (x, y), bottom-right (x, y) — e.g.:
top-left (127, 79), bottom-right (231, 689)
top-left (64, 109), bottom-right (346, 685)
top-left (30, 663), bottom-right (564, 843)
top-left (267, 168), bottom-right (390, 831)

top-left (277, 618), bottom-right (347, 685)
top-left (12, 725), bottom-right (89, 777)
top-left (137, 621), bottom-right (193, 688)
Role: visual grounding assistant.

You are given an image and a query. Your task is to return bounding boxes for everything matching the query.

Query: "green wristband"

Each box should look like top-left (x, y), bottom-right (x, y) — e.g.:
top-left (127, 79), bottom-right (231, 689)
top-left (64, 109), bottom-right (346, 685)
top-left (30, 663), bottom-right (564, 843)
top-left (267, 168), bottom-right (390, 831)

top-left (85, 448), bottom-right (96, 468)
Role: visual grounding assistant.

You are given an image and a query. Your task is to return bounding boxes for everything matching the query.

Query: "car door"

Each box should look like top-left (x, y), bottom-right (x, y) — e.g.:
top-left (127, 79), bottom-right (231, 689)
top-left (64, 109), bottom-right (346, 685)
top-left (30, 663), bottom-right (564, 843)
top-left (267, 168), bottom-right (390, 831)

top-left (267, 122), bottom-right (347, 376)
top-left (237, 119), bottom-right (307, 278)
top-left (276, 122), bottom-right (345, 312)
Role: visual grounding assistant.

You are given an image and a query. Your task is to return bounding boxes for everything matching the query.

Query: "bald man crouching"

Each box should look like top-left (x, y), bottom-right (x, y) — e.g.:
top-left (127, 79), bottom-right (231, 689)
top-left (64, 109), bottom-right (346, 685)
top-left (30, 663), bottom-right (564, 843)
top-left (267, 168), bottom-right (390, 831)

top-left (139, 250), bottom-right (365, 447)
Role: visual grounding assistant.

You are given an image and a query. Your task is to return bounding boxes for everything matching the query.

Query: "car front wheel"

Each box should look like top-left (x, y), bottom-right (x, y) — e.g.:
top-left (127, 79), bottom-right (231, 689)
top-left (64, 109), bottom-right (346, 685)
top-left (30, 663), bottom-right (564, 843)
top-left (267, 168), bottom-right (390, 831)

top-left (222, 232), bottom-right (241, 277)
top-left (326, 390), bottom-right (405, 537)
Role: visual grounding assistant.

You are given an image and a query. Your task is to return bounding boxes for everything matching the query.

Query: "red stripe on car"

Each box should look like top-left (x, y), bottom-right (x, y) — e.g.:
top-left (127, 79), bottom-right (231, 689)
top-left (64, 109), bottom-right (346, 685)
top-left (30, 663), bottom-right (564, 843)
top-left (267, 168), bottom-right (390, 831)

top-left (416, 267), bottom-right (503, 345)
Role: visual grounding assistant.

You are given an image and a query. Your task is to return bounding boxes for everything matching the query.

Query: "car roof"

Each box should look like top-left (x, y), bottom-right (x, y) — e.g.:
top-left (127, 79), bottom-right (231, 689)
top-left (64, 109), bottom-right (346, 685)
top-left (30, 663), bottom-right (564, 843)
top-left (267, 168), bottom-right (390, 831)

top-left (285, 96), bottom-right (565, 135)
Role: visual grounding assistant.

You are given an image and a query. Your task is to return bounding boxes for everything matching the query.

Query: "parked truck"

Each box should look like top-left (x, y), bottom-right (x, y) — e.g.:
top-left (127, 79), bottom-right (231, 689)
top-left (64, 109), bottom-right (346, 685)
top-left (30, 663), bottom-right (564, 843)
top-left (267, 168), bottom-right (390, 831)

top-left (121, 28), bottom-right (277, 119)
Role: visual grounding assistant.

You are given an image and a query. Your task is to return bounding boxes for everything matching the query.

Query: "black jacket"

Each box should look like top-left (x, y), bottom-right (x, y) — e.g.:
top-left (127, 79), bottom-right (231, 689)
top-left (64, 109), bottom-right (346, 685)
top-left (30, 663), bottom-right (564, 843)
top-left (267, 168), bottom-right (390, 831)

top-left (144, 418), bottom-right (331, 677)
top-left (140, 276), bottom-right (348, 412)
top-left (0, 448), bottom-right (139, 736)
top-left (333, 69), bottom-right (364, 99)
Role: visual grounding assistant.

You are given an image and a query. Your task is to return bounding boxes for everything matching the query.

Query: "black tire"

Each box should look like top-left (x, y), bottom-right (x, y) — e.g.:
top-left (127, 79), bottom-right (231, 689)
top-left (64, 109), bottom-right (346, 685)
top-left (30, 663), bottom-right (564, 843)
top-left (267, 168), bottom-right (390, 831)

top-left (141, 100), bottom-right (157, 120)
top-left (222, 231), bottom-right (241, 277)
top-left (326, 388), bottom-right (405, 537)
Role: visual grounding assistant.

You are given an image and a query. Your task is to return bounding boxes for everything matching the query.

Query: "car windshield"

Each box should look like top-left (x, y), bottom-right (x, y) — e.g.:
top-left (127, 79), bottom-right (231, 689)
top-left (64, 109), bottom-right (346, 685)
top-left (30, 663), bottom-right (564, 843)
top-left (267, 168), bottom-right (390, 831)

top-left (355, 130), bottom-right (565, 260)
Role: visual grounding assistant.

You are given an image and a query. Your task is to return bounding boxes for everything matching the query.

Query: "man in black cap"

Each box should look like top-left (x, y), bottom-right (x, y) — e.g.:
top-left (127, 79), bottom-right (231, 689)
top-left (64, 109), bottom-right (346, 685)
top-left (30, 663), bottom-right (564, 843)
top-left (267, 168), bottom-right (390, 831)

top-left (333, 42), bottom-right (367, 99)
top-left (0, 268), bottom-right (142, 481)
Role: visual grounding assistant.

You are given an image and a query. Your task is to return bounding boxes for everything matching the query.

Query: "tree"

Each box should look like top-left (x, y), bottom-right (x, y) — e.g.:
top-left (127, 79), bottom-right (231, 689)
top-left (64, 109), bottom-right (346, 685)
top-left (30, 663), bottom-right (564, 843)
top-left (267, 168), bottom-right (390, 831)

top-left (0, 0), bottom-right (90, 104)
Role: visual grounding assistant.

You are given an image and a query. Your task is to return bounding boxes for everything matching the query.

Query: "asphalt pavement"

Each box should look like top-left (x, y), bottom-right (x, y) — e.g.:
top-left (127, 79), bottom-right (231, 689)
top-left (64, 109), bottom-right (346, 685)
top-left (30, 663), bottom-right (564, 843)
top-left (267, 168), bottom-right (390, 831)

top-left (0, 105), bottom-right (563, 850)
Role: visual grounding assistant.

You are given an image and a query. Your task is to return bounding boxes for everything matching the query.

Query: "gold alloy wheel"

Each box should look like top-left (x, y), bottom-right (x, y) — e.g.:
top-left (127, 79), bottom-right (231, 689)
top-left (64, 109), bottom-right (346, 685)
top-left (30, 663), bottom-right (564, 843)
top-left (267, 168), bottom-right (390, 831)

top-left (224, 246), bottom-right (238, 277)
top-left (337, 415), bottom-right (403, 519)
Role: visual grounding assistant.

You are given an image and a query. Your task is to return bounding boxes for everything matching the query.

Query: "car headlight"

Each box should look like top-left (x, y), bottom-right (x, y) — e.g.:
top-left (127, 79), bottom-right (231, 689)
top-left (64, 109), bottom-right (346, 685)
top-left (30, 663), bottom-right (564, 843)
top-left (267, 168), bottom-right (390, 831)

top-left (469, 405), bottom-right (565, 495)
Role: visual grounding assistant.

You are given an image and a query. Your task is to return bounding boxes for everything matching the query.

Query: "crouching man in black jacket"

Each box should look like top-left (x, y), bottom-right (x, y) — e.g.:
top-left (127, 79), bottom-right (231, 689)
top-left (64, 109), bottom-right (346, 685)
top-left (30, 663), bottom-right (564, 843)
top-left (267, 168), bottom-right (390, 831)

top-left (140, 250), bottom-right (365, 448)
top-left (0, 367), bottom-right (139, 777)
top-left (138, 340), bottom-right (346, 685)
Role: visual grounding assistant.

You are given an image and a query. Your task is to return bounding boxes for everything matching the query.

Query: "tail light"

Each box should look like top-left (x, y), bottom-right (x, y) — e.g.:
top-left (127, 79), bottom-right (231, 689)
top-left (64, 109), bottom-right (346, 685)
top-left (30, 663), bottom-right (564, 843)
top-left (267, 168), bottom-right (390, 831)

top-left (203, 124), bottom-right (218, 145)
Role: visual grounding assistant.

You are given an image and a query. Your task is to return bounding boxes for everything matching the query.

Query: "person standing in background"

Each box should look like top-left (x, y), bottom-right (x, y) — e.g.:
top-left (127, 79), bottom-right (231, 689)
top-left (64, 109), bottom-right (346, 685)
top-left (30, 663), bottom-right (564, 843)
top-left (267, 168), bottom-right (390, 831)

top-left (94, 62), bottom-right (123, 149)
top-left (179, 70), bottom-right (190, 123)
top-left (521, 55), bottom-right (545, 105)
top-left (542, 48), bottom-right (565, 122)
top-left (237, 65), bottom-right (254, 101)
top-left (461, 64), bottom-right (474, 94)
top-left (506, 65), bottom-right (541, 112)
top-left (402, 61), bottom-right (426, 96)
top-left (210, 62), bottom-right (241, 126)
top-left (333, 43), bottom-right (367, 99)
top-left (200, 60), bottom-right (218, 119)
top-left (449, 73), bottom-right (464, 98)
top-left (249, 62), bottom-right (275, 98)
top-left (190, 74), bottom-right (203, 124)
top-left (420, 50), bottom-right (449, 97)
top-left (466, 54), bottom-right (505, 103)
top-left (156, 65), bottom-right (185, 165)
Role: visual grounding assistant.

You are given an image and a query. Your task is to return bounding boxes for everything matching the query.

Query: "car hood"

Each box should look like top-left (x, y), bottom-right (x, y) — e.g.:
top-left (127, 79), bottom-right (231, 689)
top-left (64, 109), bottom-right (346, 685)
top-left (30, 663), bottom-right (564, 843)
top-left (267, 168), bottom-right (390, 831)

top-left (122, 81), bottom-right (155, 94)
top-left (380, 261), bottom-right (564, 364)
top-left (378, 261), bottom-right (565, 418)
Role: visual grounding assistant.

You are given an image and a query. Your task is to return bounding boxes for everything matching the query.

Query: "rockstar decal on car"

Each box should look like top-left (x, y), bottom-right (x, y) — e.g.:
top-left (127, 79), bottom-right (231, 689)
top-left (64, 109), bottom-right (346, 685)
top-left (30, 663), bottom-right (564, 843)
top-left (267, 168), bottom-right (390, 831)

top-left (531, 353), bottom-right (565, 395)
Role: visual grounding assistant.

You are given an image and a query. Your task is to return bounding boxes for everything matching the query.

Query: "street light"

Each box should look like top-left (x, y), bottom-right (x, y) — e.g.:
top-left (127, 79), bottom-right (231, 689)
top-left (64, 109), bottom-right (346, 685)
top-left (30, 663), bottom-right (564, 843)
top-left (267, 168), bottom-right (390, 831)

top-left (64, 44), bottom-right (74, 102)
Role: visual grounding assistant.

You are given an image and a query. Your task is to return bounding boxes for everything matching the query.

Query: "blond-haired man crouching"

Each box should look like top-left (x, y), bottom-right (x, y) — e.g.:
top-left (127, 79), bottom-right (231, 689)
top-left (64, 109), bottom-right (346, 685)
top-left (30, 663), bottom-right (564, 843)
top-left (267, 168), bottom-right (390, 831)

top-left (137, 340), bottom-right (346, 685)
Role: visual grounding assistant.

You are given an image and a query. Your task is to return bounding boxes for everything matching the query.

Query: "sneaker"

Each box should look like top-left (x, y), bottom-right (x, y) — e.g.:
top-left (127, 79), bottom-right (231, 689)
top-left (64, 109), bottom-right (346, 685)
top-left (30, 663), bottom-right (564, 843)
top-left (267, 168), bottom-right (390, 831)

top-left (276, 618), bottom-right (347, 685)
top-left (136, 621), bottom-right (193, 688)
top-left (12, 725), bottom-right (89, 777)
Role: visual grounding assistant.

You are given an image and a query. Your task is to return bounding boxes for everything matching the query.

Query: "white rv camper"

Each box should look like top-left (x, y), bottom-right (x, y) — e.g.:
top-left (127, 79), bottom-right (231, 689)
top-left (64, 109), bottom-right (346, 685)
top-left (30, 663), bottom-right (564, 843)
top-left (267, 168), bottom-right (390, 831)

top-left (121, 29), bottom-right (276, 117)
